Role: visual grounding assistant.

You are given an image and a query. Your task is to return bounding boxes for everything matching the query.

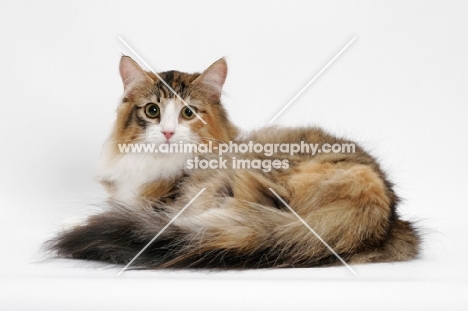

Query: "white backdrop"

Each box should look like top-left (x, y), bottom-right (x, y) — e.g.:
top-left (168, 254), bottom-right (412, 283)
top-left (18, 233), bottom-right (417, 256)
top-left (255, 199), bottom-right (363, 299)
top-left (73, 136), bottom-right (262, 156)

top-left (1, 0), bottom-right (467, 310)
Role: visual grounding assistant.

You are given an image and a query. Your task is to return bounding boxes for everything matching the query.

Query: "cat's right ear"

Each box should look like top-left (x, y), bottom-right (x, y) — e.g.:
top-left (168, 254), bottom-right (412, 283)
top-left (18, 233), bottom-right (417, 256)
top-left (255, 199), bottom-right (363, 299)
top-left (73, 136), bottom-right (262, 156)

top-left (119, 56), bottom-right (152, 91)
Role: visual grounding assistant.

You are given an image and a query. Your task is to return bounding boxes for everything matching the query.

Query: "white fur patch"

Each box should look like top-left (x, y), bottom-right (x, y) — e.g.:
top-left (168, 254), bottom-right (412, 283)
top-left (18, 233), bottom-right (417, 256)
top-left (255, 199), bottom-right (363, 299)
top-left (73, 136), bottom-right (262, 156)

top-left (97, 150), bottom-right (193, 203)
top-left (146, 98), bottom-right (194, 144)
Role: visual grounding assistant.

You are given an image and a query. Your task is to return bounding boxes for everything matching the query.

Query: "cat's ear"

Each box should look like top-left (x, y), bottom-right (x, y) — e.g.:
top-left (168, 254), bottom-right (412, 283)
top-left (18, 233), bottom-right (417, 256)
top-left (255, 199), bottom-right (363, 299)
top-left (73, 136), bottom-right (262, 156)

top-left (193, 58), bottom-right (227, 102)
top-left (119, 56), bottom-right (152, 91)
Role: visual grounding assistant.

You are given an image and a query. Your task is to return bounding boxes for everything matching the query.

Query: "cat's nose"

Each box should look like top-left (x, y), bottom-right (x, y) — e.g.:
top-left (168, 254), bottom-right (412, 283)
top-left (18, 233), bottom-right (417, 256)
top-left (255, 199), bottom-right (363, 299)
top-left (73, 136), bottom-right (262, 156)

top-left (162, 131), bottom-right (175, 140)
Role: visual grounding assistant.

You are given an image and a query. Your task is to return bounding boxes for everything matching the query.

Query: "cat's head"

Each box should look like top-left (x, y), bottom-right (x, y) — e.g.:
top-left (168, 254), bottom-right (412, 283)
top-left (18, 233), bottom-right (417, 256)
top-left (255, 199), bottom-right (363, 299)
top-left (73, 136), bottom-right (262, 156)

top-left (110, 56), bottom-right (238, 152)
top-left (97, 57), bottom-right (239, 200)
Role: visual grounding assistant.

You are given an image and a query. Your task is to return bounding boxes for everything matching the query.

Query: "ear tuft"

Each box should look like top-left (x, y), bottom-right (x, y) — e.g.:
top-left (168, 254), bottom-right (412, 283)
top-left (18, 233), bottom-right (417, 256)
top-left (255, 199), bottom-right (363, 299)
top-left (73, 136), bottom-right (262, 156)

top-left (119, 56), bottom-right (151, 91)
top-left (193, 58), bottom-right (228, 102)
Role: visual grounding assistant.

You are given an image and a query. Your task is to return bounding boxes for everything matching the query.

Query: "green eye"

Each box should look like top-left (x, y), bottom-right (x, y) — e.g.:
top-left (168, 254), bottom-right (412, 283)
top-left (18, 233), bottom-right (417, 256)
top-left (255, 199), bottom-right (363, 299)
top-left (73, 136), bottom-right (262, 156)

top-left (145, 103), bottom-right (160, 118)
top-left (181, 106), bottom-right (196, 120)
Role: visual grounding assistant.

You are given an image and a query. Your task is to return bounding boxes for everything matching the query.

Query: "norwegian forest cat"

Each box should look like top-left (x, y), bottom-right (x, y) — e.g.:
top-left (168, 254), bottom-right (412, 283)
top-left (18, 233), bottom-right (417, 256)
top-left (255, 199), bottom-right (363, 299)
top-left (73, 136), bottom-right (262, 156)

top-left (48, 56), bottom-right (420, 269)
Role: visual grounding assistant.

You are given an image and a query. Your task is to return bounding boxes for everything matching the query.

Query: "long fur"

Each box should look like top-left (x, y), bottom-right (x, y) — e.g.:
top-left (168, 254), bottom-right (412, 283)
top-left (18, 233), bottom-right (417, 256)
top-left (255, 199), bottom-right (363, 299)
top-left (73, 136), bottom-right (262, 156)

top-left (46, 57), bottom-right (420, 269)
top-left (48, 127), bottom-right (420, 269)
top-left (48, 164), bottom-right (419, 268)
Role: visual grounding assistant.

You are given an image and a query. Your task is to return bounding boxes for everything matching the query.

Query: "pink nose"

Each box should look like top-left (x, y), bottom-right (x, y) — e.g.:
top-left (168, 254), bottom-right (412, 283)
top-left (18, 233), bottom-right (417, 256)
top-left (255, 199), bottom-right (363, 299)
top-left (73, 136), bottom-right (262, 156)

top-left (162, 131), bottom-right (174, 140)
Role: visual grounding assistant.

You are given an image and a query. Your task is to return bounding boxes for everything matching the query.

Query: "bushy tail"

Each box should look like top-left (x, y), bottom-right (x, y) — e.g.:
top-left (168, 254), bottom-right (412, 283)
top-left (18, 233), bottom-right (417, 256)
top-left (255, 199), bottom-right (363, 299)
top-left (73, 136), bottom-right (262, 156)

top-left (48, 202), bottom-right (204, 268)
top-left (47, 197), bottom-right (419, 269)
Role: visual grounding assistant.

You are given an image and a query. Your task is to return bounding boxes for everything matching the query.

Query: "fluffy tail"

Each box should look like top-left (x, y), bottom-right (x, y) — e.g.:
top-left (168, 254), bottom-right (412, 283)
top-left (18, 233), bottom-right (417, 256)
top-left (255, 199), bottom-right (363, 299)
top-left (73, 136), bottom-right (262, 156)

top-left (47, 190), bottom-right (419, 269)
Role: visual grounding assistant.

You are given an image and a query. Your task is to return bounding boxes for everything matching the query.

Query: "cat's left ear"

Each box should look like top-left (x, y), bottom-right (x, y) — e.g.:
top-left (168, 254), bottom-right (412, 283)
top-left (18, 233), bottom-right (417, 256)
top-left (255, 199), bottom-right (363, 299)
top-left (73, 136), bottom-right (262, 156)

top-left (192, 58), bottom-right (227, 102)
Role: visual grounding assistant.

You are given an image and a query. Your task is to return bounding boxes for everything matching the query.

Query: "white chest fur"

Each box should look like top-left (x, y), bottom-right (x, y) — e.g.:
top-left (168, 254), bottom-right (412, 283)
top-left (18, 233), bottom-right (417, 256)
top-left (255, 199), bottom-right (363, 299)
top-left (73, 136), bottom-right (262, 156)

top-left (97, 152), bottom-right (191, 203)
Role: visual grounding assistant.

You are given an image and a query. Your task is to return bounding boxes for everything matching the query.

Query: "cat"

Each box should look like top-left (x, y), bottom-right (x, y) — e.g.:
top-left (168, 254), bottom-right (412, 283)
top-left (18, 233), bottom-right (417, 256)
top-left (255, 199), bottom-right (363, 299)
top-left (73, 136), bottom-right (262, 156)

top-left (96, 56), bottom-right (238, 204)
top-left (48, 56), bottom-right (420, 269)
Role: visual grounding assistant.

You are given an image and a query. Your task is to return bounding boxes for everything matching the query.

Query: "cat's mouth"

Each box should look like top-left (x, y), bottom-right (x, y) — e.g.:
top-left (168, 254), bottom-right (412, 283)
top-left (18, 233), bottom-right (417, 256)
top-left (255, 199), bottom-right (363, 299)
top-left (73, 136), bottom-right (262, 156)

top-left (164, 136), bottom-right (181, 144)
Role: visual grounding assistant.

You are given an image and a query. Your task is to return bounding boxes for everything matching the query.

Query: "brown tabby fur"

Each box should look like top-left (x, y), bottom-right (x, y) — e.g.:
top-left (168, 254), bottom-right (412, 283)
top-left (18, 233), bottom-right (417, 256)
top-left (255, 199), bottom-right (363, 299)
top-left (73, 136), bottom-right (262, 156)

top-left (47, 56), bottom-right (420, 269)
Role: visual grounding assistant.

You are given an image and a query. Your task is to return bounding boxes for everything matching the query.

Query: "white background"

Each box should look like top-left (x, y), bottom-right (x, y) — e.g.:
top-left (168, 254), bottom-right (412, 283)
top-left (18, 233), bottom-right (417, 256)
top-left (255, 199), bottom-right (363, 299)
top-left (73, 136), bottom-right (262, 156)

top-left (1, 0), bottom-right (467, 310)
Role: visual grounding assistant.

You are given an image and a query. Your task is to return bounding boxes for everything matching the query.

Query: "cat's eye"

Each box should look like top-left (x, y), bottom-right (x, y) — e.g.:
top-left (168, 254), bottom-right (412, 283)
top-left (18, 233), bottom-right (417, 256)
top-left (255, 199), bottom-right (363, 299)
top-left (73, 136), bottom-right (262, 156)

top-left (181, 106), bottom-right (197, 120)
top-left (145, 103), bottom-right (160, 118)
